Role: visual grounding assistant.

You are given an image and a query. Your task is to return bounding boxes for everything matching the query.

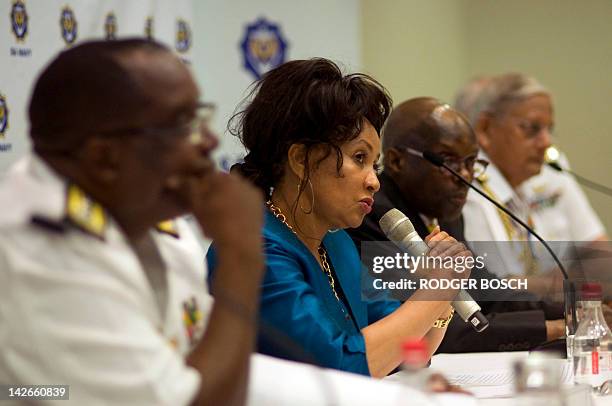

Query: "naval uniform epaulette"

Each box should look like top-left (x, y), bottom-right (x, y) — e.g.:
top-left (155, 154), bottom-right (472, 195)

top-left (156, 220), bottom-right (180, 239)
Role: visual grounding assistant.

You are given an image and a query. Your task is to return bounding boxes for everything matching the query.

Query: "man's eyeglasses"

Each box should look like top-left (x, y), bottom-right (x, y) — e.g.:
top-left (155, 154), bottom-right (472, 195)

top-left (400, 146), bottom-right (489, 178)
top-left (122, 102), bottom-right (216, 145)
top-left (512, 119), bottom-right (554, 140)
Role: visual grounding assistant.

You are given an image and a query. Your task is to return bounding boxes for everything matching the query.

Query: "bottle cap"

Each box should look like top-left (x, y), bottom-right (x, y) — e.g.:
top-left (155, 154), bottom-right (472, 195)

top-left (401, 339), bottom-right (428, 367)
top-left (581, 282), bottom-right (602, 300)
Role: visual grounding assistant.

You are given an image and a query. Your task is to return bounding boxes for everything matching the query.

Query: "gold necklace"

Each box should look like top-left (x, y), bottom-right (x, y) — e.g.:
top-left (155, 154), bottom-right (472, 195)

top-left (266, 200), bottom-right (342, 302)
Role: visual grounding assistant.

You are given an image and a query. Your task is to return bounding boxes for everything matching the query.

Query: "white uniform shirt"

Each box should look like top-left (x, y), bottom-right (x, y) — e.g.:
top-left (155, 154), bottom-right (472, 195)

top-left (463, 155), bottom-right (606, 277)
top-left (0, 155), bottom-right (213, 405)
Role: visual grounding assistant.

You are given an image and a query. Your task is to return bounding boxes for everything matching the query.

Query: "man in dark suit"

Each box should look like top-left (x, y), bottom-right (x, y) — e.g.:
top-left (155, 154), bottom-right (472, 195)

top-left (349, 97), bottom-right (565, 353)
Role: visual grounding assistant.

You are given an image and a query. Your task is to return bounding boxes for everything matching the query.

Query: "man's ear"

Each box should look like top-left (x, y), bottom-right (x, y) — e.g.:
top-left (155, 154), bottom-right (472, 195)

top-left (383, 148), bottom-right (404, 176)
top-left (287, 143), bottom-right (308, 180)
top-left (474, 113), bottom-right (493, 151)
top-left (77, 137), bottom-right (122, 184)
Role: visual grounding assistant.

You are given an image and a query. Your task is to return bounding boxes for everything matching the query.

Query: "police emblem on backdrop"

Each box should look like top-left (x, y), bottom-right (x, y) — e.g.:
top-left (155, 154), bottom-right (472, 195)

top-left (176, 19), bottom-right (191, 53)
top-left (104, 12), bottom-right (117, 40)
top-left (10, 0), bottom-right (28, 41)
top-left (0, 94), bottom-right (9, 139)
top-left (182, 297), bottom-right (203, 346)
top-left (240, 17), bottom-right (288, 80)
top-left (60, 6), bottom-right (77, 45)
top-left (145, 16), bottom-right (153, 40)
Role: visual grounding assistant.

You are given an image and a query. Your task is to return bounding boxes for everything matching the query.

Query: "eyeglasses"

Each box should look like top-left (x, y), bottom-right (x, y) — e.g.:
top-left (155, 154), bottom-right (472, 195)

top-left (401, 146), bottom-right (489, 178)
top-left (511, 119), bottom-right (554, 140)
top-left (32, 102), bottom-right (217, 156)
top-left (121, 102), bottom-right (216, 145)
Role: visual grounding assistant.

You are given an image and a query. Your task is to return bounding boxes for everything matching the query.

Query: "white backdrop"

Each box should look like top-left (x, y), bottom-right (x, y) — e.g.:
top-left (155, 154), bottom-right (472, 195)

top-left (192, 0), bottom-right (361, 171)
top-left (0, 0), bottom-right (194, 173)
top-left (0, 0), bottom-right (361, 174)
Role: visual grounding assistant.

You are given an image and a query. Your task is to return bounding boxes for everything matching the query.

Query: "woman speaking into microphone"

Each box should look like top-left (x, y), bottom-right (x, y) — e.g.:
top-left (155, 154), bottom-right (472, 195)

top-left (207, 58), bottom-right (473, 377)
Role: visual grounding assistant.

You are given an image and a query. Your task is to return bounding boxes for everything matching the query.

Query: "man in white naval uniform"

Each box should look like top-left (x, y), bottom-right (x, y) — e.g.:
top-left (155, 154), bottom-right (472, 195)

top-left (455, 73), bottom-right (607, 281)
top-left (0, 39), bottom-right (265, 406)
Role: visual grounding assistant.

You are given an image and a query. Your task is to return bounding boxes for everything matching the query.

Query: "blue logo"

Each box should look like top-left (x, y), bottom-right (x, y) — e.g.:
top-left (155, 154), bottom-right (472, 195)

top-left (10, 0), bottom-right (28, 42)
top-left (0, 94), bottom-right (9, 139)
top-left (60, 6), bottom-right (77, 45)
top-left (240, 17), bottom-right (288, 80)
top-left (176, 19), bottom-right (191, 53)
top-left (104, 12), bottom-right (117, 40)
top-left (145, 16), bottom-right (154, 40)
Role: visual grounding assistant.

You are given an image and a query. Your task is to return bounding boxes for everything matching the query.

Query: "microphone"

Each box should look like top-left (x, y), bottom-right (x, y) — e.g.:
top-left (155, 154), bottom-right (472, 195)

top-left (379, 208), bottom-right (490, 332)
top-left (545, 146), bottom-right (612, 197)
top-left (418, 150), bottom-right (578, 335)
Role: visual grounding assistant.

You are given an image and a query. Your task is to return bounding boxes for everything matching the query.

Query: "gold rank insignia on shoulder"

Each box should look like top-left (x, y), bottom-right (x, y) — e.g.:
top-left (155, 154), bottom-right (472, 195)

top-left (156, 220), bottom-right (180, 238)
top-left (65, 184), bottom-right (107, 239)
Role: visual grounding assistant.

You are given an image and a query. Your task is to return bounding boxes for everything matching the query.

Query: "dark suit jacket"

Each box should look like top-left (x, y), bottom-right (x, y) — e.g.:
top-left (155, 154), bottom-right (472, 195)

top-left (348, 172), bottom-right (564, 353)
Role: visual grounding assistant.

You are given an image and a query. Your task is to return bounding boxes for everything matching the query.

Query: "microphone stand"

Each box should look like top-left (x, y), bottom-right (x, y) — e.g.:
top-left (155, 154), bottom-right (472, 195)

top-left (547, 162), bottom-right (612, 197)
top-left (420, 151), bottom-right (578, 338)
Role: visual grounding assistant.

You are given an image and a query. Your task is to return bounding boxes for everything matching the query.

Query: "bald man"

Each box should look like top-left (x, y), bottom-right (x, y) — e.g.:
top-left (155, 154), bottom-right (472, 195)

top-left (0, 39), bottom-right (264, 405)
top-left (349, 97), bottom-right (566, 353)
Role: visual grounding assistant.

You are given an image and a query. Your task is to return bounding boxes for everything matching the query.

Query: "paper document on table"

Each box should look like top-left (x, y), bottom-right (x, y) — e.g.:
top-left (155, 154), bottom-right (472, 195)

top-left (448, 370), bottom-right (514, 386)
top-left (446, 360), bottom-right (573, 398)
top-left (447, 361), bottom-right (573, 386)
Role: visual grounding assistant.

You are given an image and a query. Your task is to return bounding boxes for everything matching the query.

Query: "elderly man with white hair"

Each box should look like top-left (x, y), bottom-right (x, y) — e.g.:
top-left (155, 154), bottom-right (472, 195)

top-left (454, 73), bottom-right (607, 284)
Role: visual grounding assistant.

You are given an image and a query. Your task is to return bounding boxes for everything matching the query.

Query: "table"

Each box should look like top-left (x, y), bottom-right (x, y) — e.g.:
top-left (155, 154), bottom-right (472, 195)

top-left (429, 352), bottom-right (610, 406)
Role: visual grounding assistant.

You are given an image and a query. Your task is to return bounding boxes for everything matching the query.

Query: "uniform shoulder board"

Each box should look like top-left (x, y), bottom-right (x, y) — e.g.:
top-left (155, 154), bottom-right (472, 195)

top-left (65, 184), bottom-right (108, 239)
top-left (156, 220), bottom-right (180, 238)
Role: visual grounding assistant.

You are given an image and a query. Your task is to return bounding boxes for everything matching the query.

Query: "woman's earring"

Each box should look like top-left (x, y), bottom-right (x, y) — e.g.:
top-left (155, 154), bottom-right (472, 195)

top-left (297, 179), bottom-right (315, 214)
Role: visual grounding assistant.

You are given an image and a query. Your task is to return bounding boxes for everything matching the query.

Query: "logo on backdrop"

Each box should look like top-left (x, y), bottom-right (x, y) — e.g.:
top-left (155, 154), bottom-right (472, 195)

top-left (145, 16), bottom-right (154, 40)
top-left (0, 93), bottom-right (12, 152)
top-left (60, 6), bottom-right (78, 45)
top-left (104, 12), bottom-right (117, 40)
top-left (10, 0), bottom-right (28, 41)
top-left (9, 0), bottom-right (31, 57)
top-left (0, 94), bottom-right (8, 139)
top-left (176, 19), bottom-right (191, 53)
top-left (240, 17), bottom-right (288, 80)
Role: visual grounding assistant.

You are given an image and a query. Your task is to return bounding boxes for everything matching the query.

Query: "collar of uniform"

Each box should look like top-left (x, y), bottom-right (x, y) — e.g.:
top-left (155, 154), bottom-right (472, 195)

top-left (64, 183), bottom-right (108, 239)
top-left (19, 154), bottom-right (110, 239)
top-left (156, 220), bottom-right (180, 238)
top-left (477, 153), bottom-right (516, 205)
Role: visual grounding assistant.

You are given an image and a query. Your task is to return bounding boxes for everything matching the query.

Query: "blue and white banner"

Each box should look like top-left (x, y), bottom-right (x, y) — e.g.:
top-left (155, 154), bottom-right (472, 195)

top-left (0, 0), bottom-right (194, 173)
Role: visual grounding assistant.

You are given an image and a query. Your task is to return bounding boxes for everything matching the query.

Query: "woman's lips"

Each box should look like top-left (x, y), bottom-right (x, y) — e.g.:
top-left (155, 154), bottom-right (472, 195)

top-left (359, 198), bottom-right (374, 214)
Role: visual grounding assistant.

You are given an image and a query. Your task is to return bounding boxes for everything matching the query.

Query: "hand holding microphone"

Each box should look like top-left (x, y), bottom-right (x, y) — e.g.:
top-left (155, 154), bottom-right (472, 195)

top-left (425, 227), bottom-right (474, 276)
top-left (380, 209), bottom-right (489, 332)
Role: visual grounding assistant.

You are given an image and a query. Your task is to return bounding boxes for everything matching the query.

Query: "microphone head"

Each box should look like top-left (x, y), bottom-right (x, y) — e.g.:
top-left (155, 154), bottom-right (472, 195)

top-left (544, 146), bottom-right (563, 172)
top-left (544, 145), bottom-right (560, 164)
top-left (379, 208), bottom-right (416, 242)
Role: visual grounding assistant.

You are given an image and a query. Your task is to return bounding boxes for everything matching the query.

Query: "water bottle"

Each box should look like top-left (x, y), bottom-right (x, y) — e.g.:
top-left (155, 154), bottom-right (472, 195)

top-left (572, 282), bottom-right (612, 387)
top-left (400, 339), bottom-right (430, 390)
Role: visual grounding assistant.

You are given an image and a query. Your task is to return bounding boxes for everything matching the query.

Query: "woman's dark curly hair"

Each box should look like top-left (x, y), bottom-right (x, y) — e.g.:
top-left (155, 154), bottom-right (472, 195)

top-left (229, 58), bottom-right (392, 198)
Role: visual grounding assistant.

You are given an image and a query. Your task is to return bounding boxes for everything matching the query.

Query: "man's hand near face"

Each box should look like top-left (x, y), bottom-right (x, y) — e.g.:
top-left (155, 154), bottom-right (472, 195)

top-left (180, 171), bottom-right (265, 406)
